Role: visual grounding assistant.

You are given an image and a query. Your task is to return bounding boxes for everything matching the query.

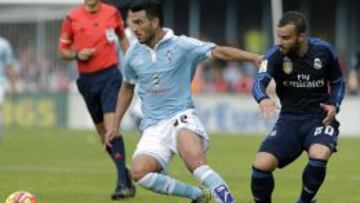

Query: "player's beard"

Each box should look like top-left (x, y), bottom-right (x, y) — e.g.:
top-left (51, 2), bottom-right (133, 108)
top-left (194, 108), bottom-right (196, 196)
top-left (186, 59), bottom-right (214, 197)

top-left (141, 28), bottom-right (156, 45)
top-left (287, 39), bottom-right (301, 56)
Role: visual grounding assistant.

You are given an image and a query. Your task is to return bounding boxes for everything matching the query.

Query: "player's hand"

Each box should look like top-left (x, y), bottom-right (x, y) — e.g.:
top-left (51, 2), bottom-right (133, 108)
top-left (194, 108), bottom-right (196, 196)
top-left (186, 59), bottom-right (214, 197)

top-left (77, 48), bottom-right (96, 61)
top-left (320, 103), bottom-right (337, 126)
top-left (104, 127), bottom-right (119, 148)
top-left (259, 98), bottom-right (276, 119)
top-left (254, 54), bottom-right (264, 67)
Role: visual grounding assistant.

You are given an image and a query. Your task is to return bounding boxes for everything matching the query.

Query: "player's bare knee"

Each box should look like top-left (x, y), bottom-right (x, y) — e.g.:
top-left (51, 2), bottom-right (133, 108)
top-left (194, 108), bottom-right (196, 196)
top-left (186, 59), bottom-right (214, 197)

top-left (308, 144), bottom-right (332, 160)
top-left (253, 152), bottom-right (278, 172)
top-left (131, 158), bottom-right (149, 181)
top-left (131, 155), bottom-right (163, 182)
top-left (131, 164), bottom-right (148, 182)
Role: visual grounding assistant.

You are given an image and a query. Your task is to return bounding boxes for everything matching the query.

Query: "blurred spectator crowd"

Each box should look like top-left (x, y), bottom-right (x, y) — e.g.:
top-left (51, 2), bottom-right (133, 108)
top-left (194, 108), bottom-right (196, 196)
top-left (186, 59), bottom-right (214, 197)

top-left (5, 44), bottom-right (360, 96)
top-left (11, 46), bottom-right (76, 93)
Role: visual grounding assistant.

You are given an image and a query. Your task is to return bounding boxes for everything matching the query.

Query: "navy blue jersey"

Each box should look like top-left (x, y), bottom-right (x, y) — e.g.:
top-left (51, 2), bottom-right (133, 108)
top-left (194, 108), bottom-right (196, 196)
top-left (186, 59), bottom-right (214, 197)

top-left (253, 38), bottom-right (345, 115)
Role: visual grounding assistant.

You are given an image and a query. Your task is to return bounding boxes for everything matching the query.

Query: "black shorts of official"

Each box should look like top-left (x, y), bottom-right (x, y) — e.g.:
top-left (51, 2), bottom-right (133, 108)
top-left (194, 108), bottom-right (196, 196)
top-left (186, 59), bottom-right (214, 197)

top-left (258, 113), bottom-right (340, 168)
top-left (76, 65), bottom-right (122, 124)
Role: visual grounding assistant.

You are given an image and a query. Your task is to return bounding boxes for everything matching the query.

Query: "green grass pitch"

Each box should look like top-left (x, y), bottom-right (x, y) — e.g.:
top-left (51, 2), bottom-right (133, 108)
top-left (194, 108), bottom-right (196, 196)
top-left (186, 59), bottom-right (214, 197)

top-left (0, 127), bottom-right (359, 203)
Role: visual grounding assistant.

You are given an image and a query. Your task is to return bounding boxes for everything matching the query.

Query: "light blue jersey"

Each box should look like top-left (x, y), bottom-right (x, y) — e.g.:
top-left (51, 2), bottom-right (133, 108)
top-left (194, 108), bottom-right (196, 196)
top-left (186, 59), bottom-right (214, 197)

top-left (123, 29), bottom-right (215, 130)
top-left (0, 37), bottom-right (16, 86)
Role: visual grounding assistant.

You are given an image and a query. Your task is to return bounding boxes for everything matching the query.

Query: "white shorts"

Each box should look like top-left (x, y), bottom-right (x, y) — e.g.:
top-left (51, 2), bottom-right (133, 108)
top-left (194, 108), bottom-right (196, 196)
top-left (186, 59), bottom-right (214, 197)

top-left (132, 109), bottom-right (209, 171)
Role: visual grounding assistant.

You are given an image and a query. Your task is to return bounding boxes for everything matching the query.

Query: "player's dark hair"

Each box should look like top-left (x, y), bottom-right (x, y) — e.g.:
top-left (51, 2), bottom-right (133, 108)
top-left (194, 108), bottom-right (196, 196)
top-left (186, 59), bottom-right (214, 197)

top-left (279, 11), bottom-right (308, 34)
top-left (130, 0), bottom-right (164, 27)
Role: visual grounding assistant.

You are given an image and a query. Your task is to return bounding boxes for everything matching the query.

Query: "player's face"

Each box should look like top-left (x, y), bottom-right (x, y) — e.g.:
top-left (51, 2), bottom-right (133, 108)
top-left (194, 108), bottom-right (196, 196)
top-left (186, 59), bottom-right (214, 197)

top-left (277, 24), bottom-right (303, 55)
top-left (128, 10), bottom-right (159, 44)
top-left (84, 0), bottom-right (99, 7)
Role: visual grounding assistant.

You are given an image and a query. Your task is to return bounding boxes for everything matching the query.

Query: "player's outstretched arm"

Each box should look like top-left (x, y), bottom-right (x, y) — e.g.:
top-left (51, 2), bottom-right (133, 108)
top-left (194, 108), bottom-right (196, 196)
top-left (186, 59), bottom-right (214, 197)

top-left (104, 82), bottom-right (135, 147)
top-left (211, 46), bottom-right (262, 66)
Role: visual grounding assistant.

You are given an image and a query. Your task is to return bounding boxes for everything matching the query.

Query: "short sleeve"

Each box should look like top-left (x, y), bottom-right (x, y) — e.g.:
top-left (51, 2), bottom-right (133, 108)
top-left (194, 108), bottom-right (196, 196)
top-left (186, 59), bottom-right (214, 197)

top-left (179, 36), bottom-right (216, 64)
top-left (114, 10), bottom-right (125, 36)
top-left (257, 46), bottom-right (278, 77)
top-left (122, 52), bottom-right (137, 84)
top-left (326, 46), bottom-right (343, 82)
top-left (58, 16), bottom-right (74, 50)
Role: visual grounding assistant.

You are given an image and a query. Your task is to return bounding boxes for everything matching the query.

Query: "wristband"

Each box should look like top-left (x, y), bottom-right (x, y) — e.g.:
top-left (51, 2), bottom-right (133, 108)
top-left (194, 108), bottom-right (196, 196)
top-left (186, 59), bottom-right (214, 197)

top-left (73, 52), bottom-right (79, 60)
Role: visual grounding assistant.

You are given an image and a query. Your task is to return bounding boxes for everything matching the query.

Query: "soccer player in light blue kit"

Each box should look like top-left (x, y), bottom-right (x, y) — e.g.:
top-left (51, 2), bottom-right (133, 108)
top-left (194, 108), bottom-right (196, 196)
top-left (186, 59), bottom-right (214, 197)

top-left (105, 0), bottom-right (261, 202)
top-left (0, 36), bottom-right (17, 138)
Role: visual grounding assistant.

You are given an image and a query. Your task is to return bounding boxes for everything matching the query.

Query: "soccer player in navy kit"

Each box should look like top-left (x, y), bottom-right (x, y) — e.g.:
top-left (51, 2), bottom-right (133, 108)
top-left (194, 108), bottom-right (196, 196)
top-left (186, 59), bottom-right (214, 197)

top-left (251, 11), bottom-right (345, 203)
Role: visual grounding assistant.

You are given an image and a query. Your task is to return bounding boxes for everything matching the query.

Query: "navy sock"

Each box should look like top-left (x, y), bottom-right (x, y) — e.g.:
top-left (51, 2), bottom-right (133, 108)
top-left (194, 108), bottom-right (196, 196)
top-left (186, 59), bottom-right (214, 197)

top-left (298, 159), bottom-right (327, 203)
top-left (106, 136), bottom-right (128, 186)
top-left (251, 166), bottom-right (274, 203)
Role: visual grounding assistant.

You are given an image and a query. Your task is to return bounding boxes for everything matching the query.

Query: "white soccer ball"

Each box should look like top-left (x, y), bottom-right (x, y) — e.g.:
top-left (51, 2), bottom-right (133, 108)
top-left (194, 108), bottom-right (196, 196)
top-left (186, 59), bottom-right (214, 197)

top-left (5, 191), bottom-right (37, 203)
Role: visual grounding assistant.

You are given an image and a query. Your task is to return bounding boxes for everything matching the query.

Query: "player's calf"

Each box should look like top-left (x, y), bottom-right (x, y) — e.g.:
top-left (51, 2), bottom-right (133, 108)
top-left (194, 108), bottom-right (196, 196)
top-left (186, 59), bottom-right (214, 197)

top-left (297, 158), bottom-right (327, 203)
top-left (251, 166), bottom-right (274, 203)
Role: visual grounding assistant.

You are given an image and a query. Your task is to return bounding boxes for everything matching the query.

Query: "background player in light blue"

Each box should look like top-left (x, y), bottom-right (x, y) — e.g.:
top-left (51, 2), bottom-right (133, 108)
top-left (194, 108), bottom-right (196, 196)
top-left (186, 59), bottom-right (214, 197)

top-left (105, 0), bottom-right (262, 202)
top-left (0, 36), bottom-right (17, 139)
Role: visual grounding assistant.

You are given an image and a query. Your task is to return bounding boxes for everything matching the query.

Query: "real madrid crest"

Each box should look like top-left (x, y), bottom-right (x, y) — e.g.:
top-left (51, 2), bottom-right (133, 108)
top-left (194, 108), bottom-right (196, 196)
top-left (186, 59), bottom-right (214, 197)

top-left (282, 56), bottom-right (293, 74)
top-left (313, 57), bottom-right (322, 70)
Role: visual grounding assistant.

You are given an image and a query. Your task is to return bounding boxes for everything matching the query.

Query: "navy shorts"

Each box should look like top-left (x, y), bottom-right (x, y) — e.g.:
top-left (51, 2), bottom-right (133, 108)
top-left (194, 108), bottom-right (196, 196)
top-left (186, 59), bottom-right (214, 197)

top-left (258, 113), bottom-right (340, 168)
top-left (76, 66), bottom-right (122, 124)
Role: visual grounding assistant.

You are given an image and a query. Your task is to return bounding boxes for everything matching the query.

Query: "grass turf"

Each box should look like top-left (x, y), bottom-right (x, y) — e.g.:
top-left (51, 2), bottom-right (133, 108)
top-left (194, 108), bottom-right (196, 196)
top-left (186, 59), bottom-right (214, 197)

top-left (0, 127), bottom-right (359, 203)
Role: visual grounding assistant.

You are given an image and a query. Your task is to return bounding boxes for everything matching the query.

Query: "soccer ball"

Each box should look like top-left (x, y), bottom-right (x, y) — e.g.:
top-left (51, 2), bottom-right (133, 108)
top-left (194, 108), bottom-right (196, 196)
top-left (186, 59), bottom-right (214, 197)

top-left (5, 191), bottom-right (37, 203)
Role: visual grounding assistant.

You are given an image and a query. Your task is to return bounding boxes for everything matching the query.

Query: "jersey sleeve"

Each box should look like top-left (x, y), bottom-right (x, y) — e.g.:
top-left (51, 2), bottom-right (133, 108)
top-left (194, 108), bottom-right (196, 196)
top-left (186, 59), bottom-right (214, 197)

top-left (58, 16), bottom-right (74, 50)
top-left (114, 10), bottom-right (125, 36)
top-left (179, 36), bottom-right (216, 64)
top-left (326, 47), bottom-right (345, 112)
top-left (252, 47), bottom-right (277, 103)
top-left (326, 48), bottom-right (343, 82)
top-left (122, 51), bottom-right (137, 85)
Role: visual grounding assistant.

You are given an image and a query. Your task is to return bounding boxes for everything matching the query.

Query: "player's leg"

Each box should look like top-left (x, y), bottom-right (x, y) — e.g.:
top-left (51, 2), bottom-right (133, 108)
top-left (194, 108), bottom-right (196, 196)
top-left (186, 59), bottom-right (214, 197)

top-left (297, 120), bottom-right (340, 203)
top-left (102, 113), bottom-right (130, 187)
top-left (172, 110), bottom-right (235, 203)
top-left (77, 71), bottom-right (133, 199)
top-left (251, 152), bottom-right (277, 203)
top-left (100, 67), bottom-right (134, 199)
top-left (132, 126), bottom-right (205, 201)
top-left (89, 112), bottom-right (133, 199)
top-left (132, 154), bottom-right (205, 200)
top-left (95, 122), bottom-right (127, 181)
top-left (101, 113), bottom-right (135, 199)
top-left (251, 119), bottom-right (303, 203)
top-left (177, 128), bottom-right (235, 203)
